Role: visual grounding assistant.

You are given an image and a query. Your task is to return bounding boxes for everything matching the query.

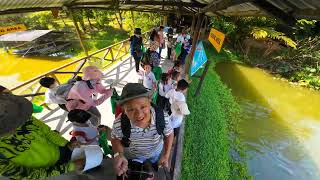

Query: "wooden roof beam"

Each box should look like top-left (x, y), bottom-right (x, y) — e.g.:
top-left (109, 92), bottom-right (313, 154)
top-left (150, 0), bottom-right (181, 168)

top-left (200, 0), bottom-right (250, 13)
top-left (0, 7), bottom-right (60, 15)
top-left (71, 6), bottom-right (192, 15)
top-left (251, 0), bottom-right (296, 25)
top-left (294, 10), bottom-right (320, 20)
top-left (72, 1), bottom-right (206, 8)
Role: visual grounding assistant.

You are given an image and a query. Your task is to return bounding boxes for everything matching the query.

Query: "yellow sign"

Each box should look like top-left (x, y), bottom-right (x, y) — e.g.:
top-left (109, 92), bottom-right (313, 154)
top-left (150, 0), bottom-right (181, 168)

top-left (0, 24), bottom-right (27, 35)
top-left (208, 28), bottom-right (225, 53)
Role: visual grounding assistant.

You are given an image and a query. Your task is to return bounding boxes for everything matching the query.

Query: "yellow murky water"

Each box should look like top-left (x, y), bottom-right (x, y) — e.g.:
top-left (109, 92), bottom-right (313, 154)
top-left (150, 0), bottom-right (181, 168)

top-left (0, 51), bottom-right (77, 89)
top-left (216, 63), bottom-right (320, 180)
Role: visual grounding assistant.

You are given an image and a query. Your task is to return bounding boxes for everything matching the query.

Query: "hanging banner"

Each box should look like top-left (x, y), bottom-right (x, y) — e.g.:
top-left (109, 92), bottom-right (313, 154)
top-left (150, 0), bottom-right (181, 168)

top-left (190, 41), bottom-right (207, 76)
top-left (0, 24), bottom-right (27, 35)
top-left (208, 28), bottom-right (225, 53)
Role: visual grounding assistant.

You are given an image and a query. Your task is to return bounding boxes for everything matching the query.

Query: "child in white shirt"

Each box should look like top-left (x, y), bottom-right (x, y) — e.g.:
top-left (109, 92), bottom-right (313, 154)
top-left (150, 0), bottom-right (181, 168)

top-left (157, 73), bottom-right (172, 112)
top-left (165, 79), bottom-right (190, 135)
top-left (139, 63), bottom-right (157, 91)
top-left (40, 77), bottom-right (67, 105)
top-left (68, 109), bottom-right (99, 145)
top-left (170, 71), bottom-right (181, 90)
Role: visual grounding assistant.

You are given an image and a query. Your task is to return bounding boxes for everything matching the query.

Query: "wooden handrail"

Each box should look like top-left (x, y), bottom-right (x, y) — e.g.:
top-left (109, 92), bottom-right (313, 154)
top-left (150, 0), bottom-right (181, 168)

top-left (10, 57), bottom-right (87, 91)
top-left (10, 30), bottom-right (151, 94)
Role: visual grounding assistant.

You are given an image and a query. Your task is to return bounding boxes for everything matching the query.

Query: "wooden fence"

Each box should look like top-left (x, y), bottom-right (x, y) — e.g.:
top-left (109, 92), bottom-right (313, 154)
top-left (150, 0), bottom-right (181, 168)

top-left (10, 32), bottom-right (150, 103)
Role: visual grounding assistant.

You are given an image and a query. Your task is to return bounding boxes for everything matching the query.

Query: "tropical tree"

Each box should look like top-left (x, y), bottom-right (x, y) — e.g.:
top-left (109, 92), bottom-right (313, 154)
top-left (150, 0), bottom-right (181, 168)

top-left (82, 9), bottom-right (95, 30)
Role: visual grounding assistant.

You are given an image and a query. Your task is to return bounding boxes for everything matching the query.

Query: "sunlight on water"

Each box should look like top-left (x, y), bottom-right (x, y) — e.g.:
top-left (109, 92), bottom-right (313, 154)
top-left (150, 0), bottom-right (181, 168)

top-left (216, 63), bottom-right (320, 180)
top-left (0, 50), bottom-right (76, 89)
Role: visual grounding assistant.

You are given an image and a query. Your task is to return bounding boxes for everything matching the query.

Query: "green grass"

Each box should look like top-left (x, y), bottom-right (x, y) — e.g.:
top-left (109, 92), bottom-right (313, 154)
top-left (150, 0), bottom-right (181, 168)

top-left (181, 42), bottom-right (250, 179)
top-left (65, 26), bottom-right (129, 57)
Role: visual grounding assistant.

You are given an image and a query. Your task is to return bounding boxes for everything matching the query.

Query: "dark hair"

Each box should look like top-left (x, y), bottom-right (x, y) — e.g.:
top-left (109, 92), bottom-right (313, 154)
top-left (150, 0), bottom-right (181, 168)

top-left (177, 79), bottom-right (189, 91)
top-left (98, 125), bottom-right (107, 129)
top-left (68, 109), bottom-right (91, 124)
top-left (39, 77), bottom-right (56, 88)
top-left (134, 28), bottom-right (142, 35)
top-left (141, 49), bottom-right (151, 66)
top-left (173, 61), bottom-right (180, 68)
top-left (75, 76), bottom-right (82, 81)
top-left (159, 26), bottom-right (164, 30)
top-left (150, 29), bottom-right (158, 41)
top-left (143, 62), bottom-right (151, 68)
top-left (171, 71), bottom-right (180, 80)
top-left (160, 73), bottom-right (169, 85)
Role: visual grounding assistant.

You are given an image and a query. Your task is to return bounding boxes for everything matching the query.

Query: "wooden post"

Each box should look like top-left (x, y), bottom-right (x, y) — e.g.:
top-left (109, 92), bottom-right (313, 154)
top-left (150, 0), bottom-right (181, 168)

top-left (69, 9), bottom-right (89, 57)
top-left (184, 13), bottom-right (204, 81)
top-left (130, 10), bottom-right (135, 27)
top-left (118, 10), bottom-right (123, 30)
top-left (194, 60), bottom-right (211, 96)
top-left (190, 15), bottom-right (196, 35)
top-left (110, 48), bottom-right (115, 62)
top-left (163, 15), bottom-right (168, 26)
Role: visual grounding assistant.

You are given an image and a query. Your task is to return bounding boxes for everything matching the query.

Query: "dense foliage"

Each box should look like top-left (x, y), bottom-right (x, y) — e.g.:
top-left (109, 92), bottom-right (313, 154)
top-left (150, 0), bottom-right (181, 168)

top-left (0, 10), bottom-right (161, 57)
top-left (181, 42), bottom-right (250, 179)
top-left (210, 16), bottom-right (320, 90)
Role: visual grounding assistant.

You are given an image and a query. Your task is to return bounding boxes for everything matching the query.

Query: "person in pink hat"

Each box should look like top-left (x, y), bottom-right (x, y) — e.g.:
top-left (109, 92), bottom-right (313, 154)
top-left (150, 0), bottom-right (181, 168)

top-left (66, 66), bottom-right (113, 126)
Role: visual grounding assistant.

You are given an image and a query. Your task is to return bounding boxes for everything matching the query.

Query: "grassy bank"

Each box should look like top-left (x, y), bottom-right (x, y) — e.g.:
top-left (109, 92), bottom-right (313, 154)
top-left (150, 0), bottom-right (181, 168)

top-left (181, 42), bottom-right (250, 179)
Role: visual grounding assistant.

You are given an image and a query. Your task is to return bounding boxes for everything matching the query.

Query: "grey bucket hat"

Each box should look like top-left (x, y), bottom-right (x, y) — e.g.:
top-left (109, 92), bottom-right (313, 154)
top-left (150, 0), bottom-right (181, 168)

top-left (0, 93), bottom-right (33, 136)
top-left (117, 83), bottom-right (153, 105)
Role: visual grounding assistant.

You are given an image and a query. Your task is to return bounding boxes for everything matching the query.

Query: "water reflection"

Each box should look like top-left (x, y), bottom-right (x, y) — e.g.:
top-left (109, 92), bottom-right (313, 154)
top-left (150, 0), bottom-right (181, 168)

top-left (216, 62), bottom-right (320, 180)
top-left (0, 50), bottom-right (75, 89)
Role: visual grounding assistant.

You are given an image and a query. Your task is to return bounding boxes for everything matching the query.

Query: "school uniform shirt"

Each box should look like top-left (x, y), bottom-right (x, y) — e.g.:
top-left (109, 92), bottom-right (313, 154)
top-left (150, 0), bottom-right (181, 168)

top-left (158, 83), bottom-right (172, 97)
top-left (171, 80), bottom-right (178, 89)
top-left (142, 71), bottom-right (156, 90)
top-left (72, 121), bottom-right (99, 145)
top-left (165, 89), bottom-right (185, 104)
top-left (111, 107), bottom-right (173, 160)
top-left (176, 34), bottom-right (186, 44)
top-left (45, 87), bottom-right (67, 104)
top-left (165, 89), bottom-right (187, 128)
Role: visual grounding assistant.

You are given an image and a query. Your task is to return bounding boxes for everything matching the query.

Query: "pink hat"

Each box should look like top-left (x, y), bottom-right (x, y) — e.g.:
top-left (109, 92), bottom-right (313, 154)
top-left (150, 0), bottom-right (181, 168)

top-left (82, 66), bottom-right (103, 80)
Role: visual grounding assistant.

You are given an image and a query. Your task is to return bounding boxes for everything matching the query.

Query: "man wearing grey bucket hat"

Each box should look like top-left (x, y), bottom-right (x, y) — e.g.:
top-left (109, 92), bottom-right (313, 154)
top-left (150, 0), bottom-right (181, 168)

top-left (111, 83), bottom-right (174, 177)
top-left (0, 93), bottom-right (83, 179)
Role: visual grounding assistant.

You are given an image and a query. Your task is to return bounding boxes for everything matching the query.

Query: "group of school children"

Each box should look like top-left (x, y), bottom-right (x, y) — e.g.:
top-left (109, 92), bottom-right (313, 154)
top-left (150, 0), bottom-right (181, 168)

top-left (0, 26), bottom-right (191, 180)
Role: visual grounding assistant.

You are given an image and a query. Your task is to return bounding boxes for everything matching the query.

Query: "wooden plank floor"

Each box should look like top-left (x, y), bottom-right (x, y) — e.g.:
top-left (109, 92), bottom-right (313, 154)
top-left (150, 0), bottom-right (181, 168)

top-left (38, 50), bottom-right (176, 180)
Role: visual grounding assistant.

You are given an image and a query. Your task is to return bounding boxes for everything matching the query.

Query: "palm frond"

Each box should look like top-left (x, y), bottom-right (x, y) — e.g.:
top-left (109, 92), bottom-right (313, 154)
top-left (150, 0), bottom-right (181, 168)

top-left (251, 27), bottom-right (297, 49)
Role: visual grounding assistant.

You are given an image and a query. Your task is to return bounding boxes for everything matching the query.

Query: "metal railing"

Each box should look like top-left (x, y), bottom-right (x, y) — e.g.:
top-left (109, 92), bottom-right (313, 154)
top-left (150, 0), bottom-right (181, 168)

top-left (10, 31), bottom-right (150, 102)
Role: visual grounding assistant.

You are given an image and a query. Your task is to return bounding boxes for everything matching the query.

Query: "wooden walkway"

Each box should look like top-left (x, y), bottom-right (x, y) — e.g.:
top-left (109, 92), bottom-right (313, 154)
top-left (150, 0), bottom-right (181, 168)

top-left (34, 53), bottom-right (173, 140)
top-left (36, 50), bottom-right (175, 180)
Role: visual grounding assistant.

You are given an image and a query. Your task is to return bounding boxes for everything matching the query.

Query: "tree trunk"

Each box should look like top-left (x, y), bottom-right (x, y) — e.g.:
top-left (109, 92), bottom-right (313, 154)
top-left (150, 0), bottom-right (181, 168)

top-left (130, 11), bottom-right (135, 28)
top-left (60, 16), bottom-right (67, 27)
top-left (87, 17), bottom-right (93, 30)
top-left (79, 19), bottom-right (86, 32)
top-left (115, 10), bottom-right (123, 30)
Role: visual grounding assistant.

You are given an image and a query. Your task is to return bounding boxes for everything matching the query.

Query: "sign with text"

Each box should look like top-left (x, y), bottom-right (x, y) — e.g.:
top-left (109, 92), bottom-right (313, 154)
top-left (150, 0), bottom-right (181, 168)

top-left (0, 24), bottom-right (27, 35)
top-left (191, 41), bottom-right (207, 76)
top-left (208, 28), bottom-right (225, 53)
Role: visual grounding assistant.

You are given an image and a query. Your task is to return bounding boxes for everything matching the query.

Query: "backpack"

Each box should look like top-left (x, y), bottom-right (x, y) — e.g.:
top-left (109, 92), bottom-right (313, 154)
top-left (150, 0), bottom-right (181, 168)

top-left (120, 104), bottom-right (165, 147)
top-left (55, 79), bottom-right (94, 103)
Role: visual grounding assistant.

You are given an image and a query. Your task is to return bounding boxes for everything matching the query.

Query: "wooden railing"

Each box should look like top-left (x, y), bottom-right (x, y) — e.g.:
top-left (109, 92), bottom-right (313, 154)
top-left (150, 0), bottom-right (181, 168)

top-left (10, 31), bottom-right (150, 102)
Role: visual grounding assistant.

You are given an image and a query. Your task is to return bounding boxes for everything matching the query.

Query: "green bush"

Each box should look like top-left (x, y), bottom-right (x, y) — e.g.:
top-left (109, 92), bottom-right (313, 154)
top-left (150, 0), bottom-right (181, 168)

top-left (181, 42), bottom-right (250, 179)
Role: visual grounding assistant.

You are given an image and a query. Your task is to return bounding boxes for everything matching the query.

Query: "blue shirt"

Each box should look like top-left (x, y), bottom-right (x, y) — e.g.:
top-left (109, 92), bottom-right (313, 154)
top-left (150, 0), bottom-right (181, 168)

top-left (130, 35), bottom-right (142, 55)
